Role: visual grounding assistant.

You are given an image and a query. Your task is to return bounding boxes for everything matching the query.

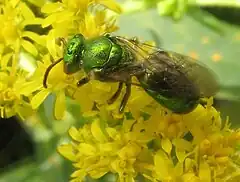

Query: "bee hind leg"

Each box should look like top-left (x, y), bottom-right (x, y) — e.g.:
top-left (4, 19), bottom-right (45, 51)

top-left (107, 82), bottom-right (123, 105)
top-left (119, 83), bottom-right (131, 113)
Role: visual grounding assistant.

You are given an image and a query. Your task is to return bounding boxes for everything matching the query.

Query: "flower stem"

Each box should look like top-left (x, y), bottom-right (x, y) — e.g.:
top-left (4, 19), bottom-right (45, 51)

top-left (188, 0), bottom-right (240, 8)
top-left (122, 0), bottom-right (240, 14)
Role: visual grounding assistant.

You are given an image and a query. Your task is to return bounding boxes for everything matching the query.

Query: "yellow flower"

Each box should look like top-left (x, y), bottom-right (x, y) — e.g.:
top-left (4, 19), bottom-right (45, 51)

top-left (41, 0), bottom-right (121, 62)
top-left (0, 0), bottom-right (44, 56)
top-left (41, 0), bottom-right (121, 37)
top-left (19, 50), bottom-right (78, 120)
top-left (3, 1), bottom-right (238, 182)
top-left (0, 52), bottom-right (33, 119)
top-left (144, 150), bottom-right (186, 182)
top-left (19, 0), bottom-right (122, 120)
top-left (58, 113), bottom-right (153, 182)
top-left (59, 98), bottom-right (240, 182)
top-left (79, 11), bottom-right (119, 38)
top-left (19, 45), bottom-right (122, 120)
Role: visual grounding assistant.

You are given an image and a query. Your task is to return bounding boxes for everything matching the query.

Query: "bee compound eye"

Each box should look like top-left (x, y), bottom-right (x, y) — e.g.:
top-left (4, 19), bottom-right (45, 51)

top-left (67, 50), bottom-right (72, 55)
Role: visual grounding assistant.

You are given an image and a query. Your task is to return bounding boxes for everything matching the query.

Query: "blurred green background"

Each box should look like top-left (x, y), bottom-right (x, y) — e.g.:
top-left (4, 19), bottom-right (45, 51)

top-left (1, 0), bottom-right (240, 181)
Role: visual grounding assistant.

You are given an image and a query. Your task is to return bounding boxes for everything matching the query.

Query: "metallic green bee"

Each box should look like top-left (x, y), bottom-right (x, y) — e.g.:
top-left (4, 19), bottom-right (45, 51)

top-left (43, 34), bottom-right (218, 114)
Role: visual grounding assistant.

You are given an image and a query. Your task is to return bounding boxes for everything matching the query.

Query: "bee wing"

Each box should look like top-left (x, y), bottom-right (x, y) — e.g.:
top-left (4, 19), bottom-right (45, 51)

top-left (113, 36), bottom-right (218, 97)
top-left (166, 51), bottom-right (219, 97)
top-left (140, 51), bottom-right (200, 100)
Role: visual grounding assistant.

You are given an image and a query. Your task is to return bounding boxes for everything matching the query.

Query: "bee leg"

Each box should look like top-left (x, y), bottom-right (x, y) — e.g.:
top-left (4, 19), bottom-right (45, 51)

top-left (119, 83), bottom-right (131, 113)
top-left (77, 77), bottom-right (90, 87)
top-left (107, 82), bottom-right (123, 105)
top-left (92, 101), bottom-right (99, 111)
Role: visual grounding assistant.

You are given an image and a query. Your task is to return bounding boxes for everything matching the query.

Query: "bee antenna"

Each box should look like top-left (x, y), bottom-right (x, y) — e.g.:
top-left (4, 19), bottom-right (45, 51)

top-left (43, 58), bottom-right (63, 88)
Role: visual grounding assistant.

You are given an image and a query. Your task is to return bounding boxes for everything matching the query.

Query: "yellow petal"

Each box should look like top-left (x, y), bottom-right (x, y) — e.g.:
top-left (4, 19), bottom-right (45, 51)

top-left (161, 138), bottom-right (172, 155)
top-left (82, 111), bottom-right (98, 118)
top-left (173, 138), bottom-right (192, 151)
top-left (21, 40), bottom-right (38, 57)
top-left (215, 156), bottom-right (229, 164)
top-left (91, 119), bottom-right (108, 143)
top-left (19, 2), bottom-right (35, 19)
top-left (181, 173), bottom-right (199, 182)
top-left (89, 169), bottom-right (108, 179)
top-left (70, 169), bottom-right (86, 179)
top-left (19, 79), bottom-right (43, 96)
top-left (118, 143), bottom-right (141, 159)
top-left (31, 89), bottom-right (50, 109)
top-left (174, 162), bottom-right (183, 176)
top-left (78, 143), bottom-right (96, 156)
top-left (106, 127), bottom-right (118, 139)
top-left (176, 148), bottom-right (186, 163)
top-left (110, 159), bottom-right (122, 172)
top-left (154, 150), bottom-right (172, 179)
top-left (57, 144), bottom-right (77, 161)
top-left (22, 31), bottom-right (46, 46)
top-left (21, 18), bottom-right (44, 27)
top-left (199, 160), bottom-right (211, 182)
top-left (18, 51), bottom-right (37, 75)
top-left (55, 11), bottom-right (75, 23)
top-left (41, 2), bottom-right (63, 13)
top-left (71, 89), bottom-right (93, 112)
top-left (54, 91), bottom-right (66, 120)
top-left (42, 14), bottom-right (58, 28)
top-left (69, 127), bottom-right (82, 142)
top-left (184, 158), bottom-right (195, 172)
top-left (46, 30), bottom-right (57, 58)
top-left (9, 0), bottom-right (20, 8)
top-left (16, 103), bottom-right (34, 120)
top-left (0, 72), bottom-right (9, 82)
top-left (3, 106), bottom-right (16, 118)
top-left (99, 143), bottom-right (118, 154)
top-left (70, 178), bottom-right (83, 182)
top-left (1, 53), bottom-right (12, 69)
top-left (99, 0), bottom-right (122, 13)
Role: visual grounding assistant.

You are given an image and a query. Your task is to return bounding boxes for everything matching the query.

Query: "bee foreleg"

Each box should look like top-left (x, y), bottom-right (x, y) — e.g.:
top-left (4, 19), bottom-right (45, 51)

top-left (108, 82), bottom-right (123, 105)
top-left (119, 83), bottom-right (131, 113)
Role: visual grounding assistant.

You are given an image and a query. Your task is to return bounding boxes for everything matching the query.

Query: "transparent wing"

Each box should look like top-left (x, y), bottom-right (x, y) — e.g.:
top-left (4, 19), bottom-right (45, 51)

top-left (113, 35), bottom-right (219, 98)
top-left (165, 51), bottom-right (219, 97)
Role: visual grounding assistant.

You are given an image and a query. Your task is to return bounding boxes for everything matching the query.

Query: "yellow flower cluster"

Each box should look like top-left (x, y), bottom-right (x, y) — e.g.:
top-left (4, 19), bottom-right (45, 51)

top-left (0, 0), bottom-right (41, 118)
top-left (0, 0), bottom-right (240, 182)
top-left (59, 98), bottom-right (240, 182)
top-left (0, 56), bottom-right (33, 118)
top-left (19, 0), bottom-right (122, 120)
top-left (0, 0), bottom-right (121, 119)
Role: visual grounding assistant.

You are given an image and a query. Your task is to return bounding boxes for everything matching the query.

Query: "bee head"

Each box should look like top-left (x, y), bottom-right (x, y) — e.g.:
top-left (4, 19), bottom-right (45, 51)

top-left (63, 34), bottom-right (85, 74)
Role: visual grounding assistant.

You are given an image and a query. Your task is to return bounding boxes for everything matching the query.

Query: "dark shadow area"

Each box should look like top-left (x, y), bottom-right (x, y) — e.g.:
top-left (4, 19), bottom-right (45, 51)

top-left (214, 98), bottom-right (240, 127)
top-left (0, 117), bottom-right (35, 173)
top-left (203, 7), bottom-right (240, 26)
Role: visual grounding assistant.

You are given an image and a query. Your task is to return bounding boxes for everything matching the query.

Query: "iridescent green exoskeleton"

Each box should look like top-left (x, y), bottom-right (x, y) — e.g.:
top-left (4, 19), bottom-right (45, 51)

top-left (43, 34), bottom-right (218, 114)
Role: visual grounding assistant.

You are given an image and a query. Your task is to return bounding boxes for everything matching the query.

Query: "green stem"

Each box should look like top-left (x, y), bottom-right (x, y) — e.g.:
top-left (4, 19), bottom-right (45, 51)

top-left (122, 0), bottom-right (240, 13)
top-left (188, 0), bottom-right (240, 8)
